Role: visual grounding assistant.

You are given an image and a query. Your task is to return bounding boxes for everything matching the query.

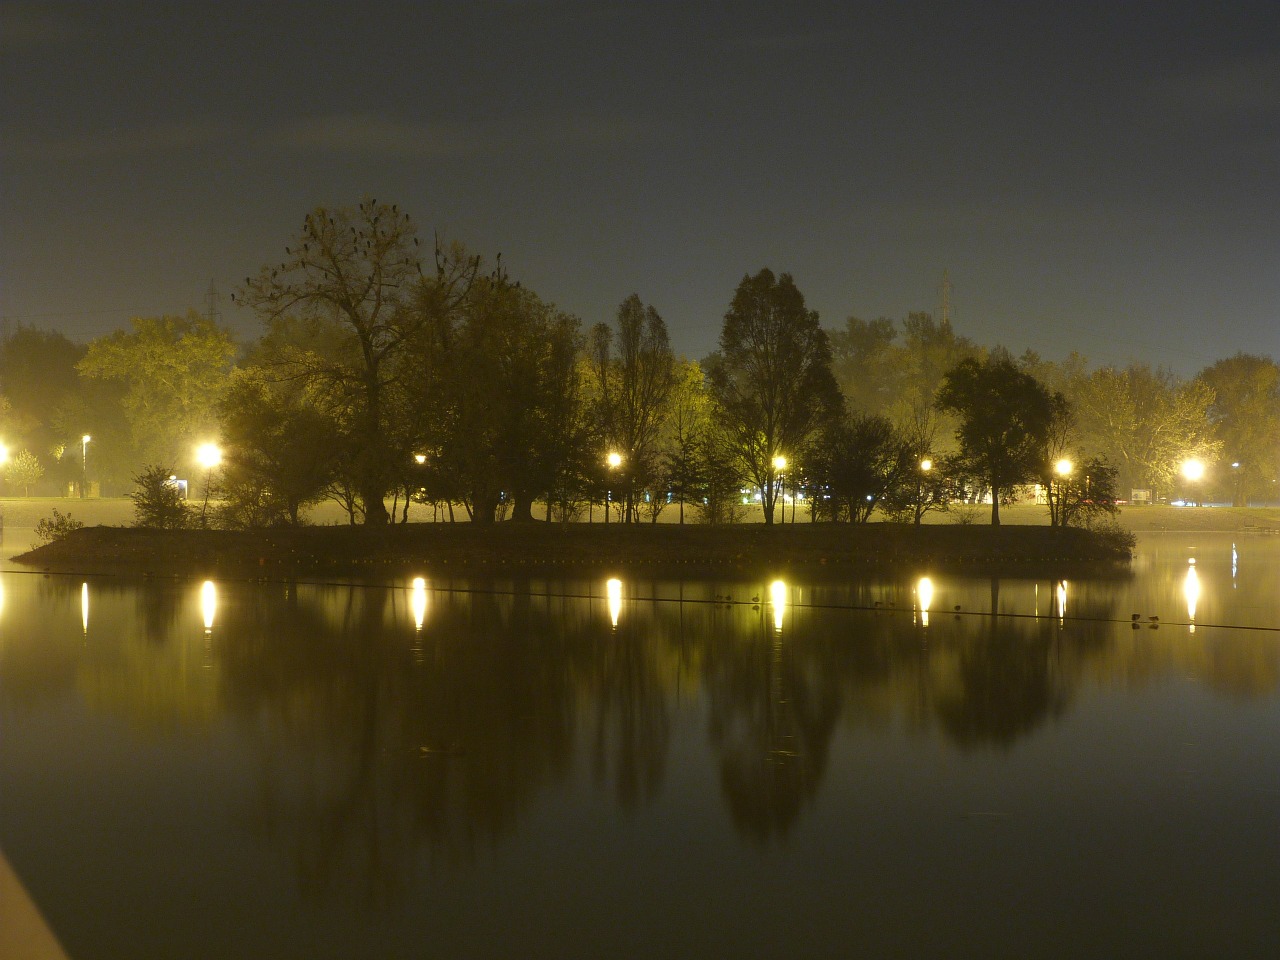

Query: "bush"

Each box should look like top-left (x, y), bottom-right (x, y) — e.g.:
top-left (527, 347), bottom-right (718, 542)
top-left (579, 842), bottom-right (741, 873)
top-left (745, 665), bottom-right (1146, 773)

top-left (34, 509), bottom-right (84, 544)
top-left (130, 465), bottom-right (192, 529)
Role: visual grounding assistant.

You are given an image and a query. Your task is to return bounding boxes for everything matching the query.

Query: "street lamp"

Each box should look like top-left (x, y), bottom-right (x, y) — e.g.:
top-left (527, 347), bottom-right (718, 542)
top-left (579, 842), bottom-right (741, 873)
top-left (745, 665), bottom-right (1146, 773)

top-left (605, 451), bottom-right (622, 523)
top-left (1182, 458), bottom-right (1205, 506)
top-left (1052, 458), bottom-right (1073, 527)
top-left (81, 435), bottom-right (91, 499)
top-left (195, 443), bottom-right (222, 524)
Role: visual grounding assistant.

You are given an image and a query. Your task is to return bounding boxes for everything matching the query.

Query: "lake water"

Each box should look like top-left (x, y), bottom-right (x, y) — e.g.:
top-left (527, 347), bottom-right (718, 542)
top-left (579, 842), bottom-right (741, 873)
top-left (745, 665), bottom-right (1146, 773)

top-left (1, 533), bottom-right (1278, 959)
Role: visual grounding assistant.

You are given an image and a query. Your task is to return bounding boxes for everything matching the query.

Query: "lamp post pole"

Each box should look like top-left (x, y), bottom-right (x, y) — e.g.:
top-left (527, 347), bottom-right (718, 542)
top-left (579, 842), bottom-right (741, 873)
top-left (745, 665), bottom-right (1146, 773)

top-left (80, 435), bottom-right (91, 499)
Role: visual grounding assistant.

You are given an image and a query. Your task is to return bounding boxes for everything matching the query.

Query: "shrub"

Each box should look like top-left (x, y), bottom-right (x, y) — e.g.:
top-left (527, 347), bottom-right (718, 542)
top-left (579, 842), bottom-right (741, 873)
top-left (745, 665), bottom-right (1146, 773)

top-left (34, 509), bottom-right (84, 544)
top-left (130, 465), bottom-right (191, 529)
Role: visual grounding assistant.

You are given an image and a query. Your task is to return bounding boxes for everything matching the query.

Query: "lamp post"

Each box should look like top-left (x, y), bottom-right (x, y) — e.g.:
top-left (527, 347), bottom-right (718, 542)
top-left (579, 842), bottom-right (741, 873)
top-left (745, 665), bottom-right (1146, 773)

top-left (81, 435), bottom-right (91, 499)
top-left (606, 452), bottom-right (622, 524)
top-left (915, 458), bottom-right (933, 525)
top-left (196, 443), bottom-right (222, 524)
top-left (1181, 458), bottom-right (1205, 507)
top-left (1053, 458), bottom-right (1073, 527)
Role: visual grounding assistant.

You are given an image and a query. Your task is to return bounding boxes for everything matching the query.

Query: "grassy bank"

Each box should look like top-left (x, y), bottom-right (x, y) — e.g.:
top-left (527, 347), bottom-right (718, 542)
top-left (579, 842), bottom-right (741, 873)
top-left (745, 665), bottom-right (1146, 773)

top-left (15, 520), bottom-right (1133, 579)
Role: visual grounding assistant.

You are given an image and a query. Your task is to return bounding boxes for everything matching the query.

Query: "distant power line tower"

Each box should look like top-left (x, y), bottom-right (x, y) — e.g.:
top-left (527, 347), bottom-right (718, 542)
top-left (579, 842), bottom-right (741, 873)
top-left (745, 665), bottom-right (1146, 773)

top-left (937, 269), bottom-right (952, 327)
top-left (204, 280), bottom-right (222, 323)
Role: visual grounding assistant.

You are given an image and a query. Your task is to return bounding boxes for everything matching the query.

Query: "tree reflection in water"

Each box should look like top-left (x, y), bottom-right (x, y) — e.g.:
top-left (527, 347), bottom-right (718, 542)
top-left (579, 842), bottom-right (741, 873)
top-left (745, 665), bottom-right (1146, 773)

top-left (6, 566), bottom-right (1280, 908)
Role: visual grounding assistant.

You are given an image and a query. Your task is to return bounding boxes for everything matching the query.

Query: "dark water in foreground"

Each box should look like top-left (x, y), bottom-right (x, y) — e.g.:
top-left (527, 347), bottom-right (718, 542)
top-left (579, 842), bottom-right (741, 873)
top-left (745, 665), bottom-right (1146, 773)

top-left (1, 533), bottom-right (1278, 959)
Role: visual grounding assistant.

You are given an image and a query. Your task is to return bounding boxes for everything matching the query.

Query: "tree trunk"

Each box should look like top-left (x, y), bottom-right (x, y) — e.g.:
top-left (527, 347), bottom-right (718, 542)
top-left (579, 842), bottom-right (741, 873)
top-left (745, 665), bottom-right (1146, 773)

top-left (511, 490), bottom-right (536, 522)
top-left (990, 482), bottom-right (1001, 526)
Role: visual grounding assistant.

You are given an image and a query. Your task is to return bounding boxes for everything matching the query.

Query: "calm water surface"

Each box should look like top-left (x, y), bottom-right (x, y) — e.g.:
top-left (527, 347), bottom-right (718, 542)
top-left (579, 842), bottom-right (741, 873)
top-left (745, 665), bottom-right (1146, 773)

top-left (1, 532), bottom-right (1278, 959)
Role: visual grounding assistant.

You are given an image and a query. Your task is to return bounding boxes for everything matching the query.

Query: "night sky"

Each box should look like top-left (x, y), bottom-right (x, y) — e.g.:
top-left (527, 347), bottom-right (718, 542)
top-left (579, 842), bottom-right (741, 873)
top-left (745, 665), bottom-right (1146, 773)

top-left (2, 0), bottom-right (1277, 374)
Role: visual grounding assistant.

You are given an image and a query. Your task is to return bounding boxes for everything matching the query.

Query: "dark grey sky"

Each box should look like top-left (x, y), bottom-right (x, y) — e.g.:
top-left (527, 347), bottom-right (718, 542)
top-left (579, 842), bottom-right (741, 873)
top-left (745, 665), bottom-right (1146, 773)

top-left (2, 0), bottom-right (1277, 373)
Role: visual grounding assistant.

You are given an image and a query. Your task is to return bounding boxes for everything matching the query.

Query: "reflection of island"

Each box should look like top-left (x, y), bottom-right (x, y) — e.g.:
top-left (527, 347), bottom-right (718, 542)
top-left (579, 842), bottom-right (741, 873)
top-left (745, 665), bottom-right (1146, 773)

top-left (6, 570), bottom-right (1280, 904)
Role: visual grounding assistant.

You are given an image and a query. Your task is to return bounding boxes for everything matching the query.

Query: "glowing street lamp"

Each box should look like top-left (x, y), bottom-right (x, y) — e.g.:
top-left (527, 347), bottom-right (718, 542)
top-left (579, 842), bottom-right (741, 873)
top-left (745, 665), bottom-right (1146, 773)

top-left (1182, 458), bottom-right (1206, 506)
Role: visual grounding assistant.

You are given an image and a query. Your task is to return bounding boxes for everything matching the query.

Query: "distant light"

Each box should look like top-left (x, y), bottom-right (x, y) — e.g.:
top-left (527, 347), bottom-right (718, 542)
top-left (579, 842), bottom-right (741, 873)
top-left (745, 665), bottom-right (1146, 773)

top-left (1055, 459), bottom-right (1073, 477)
top-left (1181, 459), bottom-right (1205, 481)
top-left (920, 458), bottom-right (932, 472)
top-left (82, 434), bottom-right (91, 444)
top-left (414, 453), bottom-right (427, 465)
top-left (772, 455), bottom-right (787, 471)
top-left (1232, 462), bottom-right (1241, 469)
top-left (606, 452), bottom-right (623, 469)
top-left (196, 443), bottom-right (222, 470)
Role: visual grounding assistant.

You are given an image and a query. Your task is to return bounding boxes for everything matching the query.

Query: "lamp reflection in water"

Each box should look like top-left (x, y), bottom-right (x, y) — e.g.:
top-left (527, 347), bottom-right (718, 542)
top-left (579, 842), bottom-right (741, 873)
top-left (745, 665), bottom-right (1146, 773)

top-left (915, 576), bottom-right (933, 627)
top-left (81, 582), bottom-right (89, 637)
top-left (1056, 580), bottom-right (1068, 625)
top-left (411, 577), bottom-right (428, 632)
top-left (201, 580), bottom-right (217, 633)
top-left (770, 579), bottom-right (787, 633)
top-left (1184, 559), bottom-right (1200, 633)
top-left (607, 578), bottom-right (623, 629)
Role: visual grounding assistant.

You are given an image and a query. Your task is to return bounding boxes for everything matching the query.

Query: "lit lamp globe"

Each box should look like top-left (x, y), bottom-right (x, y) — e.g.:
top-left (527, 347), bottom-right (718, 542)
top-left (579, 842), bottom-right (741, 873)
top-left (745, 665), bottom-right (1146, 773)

top-left (0, 444), bottom-right (8, 466)
top-left (920, 458), bottom-right (932, 472)
top-left (1181, 459), bottom-right (1205, 482)
top-left (1055, 459), bottom-right (1073, 477)
top-left (196, 443), bottom-right (222, 470)
top-left (772, 455), bottom-right (787, 471)
top-left (606, 451), bottom-right (623, 469)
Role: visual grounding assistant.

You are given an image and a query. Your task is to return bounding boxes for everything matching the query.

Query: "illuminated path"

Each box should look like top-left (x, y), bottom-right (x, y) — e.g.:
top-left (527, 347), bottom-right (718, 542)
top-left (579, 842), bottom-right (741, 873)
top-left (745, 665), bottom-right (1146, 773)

top-left (0, 848), bottom-right (70, 960)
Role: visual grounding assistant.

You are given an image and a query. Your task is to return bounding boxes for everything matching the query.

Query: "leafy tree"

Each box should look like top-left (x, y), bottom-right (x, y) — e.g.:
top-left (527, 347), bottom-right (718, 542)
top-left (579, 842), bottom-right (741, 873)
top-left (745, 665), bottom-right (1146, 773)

top-left (935, 355), bottom-right (1057, 525)
top-left (77, 312), bottom-right (237, 469)
top-left (662, 360), bottom-right (713, 524)
top-left (429, 273), bottom-right (583, 523)
top-left (587, 295), bottom-right (676, 522)
top-left (238, 201), bottom-right (477, 525)
top-left (1069, 363), bottom-right (1219, 499)
top-left (808, 414), bottom-right (911, 523)
top-left (828, 316), bottom-right (898, 416)
top-left (216, 369), bottom-right (338, 526)
top-left (33, 509), bottom-right (83, 544)
top-left (4, 449), bottom-right (43, 495)
top-left (1048, 455), bottom-right (1120, 528)
top-left (694, 429), bottom-right (746, 525)
top-left (129, 465), bottom-right (191, 529)
top-left (1196, 354), bottom-right (1280, 505)
top-left (708, 269), bottom-right (841, 524)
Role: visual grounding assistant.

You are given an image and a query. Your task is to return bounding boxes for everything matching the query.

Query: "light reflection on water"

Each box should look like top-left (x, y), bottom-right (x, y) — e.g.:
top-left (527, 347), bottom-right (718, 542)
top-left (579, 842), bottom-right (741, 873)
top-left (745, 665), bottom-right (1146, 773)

top-left (1, 532), bottom-right (1279, 959)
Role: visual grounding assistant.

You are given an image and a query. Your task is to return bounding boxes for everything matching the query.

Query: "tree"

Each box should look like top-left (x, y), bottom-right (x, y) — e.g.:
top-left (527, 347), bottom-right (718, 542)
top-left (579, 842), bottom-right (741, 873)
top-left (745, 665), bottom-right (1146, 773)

top-left (429, 273), bottom-right (583, 523)
top-left (707, 269), bottom-right (841, 525)
top-left (77, 312), bottom-right (237, 469)
top-left (935, 355), bottom-right (1057, 525)
top-left (237, 200), bottom-right (477, 525)
top-left (1197, 354), bottom-right (1280, 505)
top-left (216, 368), bottom-right (339, 526)
top-left (1069, 363), bottom-right (1219, 499)
top-left (662, 360), bottom-right (713, 524)
top-left (129, 465), bottom-right (191, 529)
top-left (807, 414), bottom-right (911, 523)
top-left (587, 295), bottom-right (677, 522)
top-left (4, 449), bottom-right (43, 495)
